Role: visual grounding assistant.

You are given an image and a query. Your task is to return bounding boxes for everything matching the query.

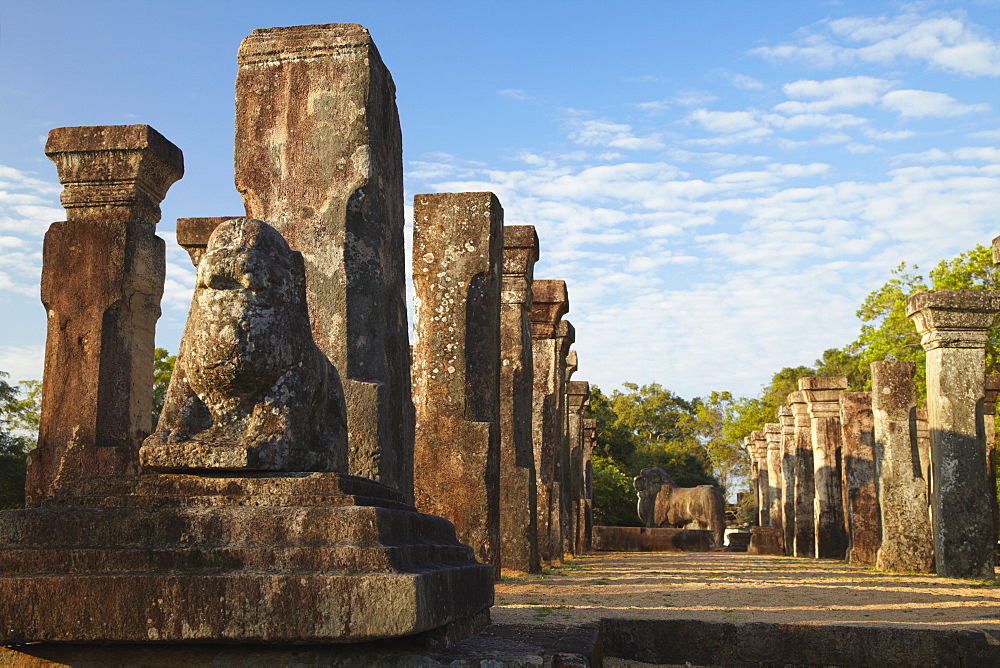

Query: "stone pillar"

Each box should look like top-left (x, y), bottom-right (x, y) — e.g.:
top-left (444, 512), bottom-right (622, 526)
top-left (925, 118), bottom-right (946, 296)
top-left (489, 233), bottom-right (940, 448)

top-left (908, 290), bottom-right (1000, 579)
top-left (788, 391), bottom-right (816, 558)
top-left (499, 225), bottom-right (540, 573)
top-left (840, 391), bottom-right (878, 567)
top-left (553, 322), bottom-right (575, 562)
top-left (800, 377), bottom-right (849, 559)
top-left (871, 360), bottom-right (934, 573)
top-left (778, 406), bottom-right (796, 555)
top-left (744, 436), bottom-right (758, 525)
top-left (567, 380), bottom-right (590, 558)
top-left (530, 280), bottom-right (569, 566)
top-left (764, 423), bottom-right (784, 546)
top-left (412, 192), bottom-right (502, 575)
top-left (26, 125), bottom-right (183, 507)
top-left (582, 418), bottom-right (597, 552)
top-left (751, 430), bottom-right (769, 526)
top-left (985, 375), bottom-right (1000, 560)
top-left (235, 24), bottom-right (414, 499)
top-left (915, 406), bottom-right (933, 509)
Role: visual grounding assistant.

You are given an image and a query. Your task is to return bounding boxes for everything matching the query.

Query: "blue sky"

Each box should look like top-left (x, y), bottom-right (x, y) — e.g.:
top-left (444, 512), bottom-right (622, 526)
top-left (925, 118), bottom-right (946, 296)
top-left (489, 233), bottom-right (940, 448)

top-left (3, 0), bottom-right (1000, 399)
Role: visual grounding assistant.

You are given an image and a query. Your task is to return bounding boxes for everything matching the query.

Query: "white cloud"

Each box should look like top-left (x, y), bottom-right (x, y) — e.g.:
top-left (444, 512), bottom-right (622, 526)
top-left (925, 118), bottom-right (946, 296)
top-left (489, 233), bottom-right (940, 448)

top-left (776, 76), bottom-right (893, 113)
top-left (498, 88), bottom-right (531, 100)
top-left (726, 73), bottom-right (766, 90)
top-left (565, 117), bottom-right (665, 151)
top-left (880, 89), bottom-right (990, 118)
top-left (753, 11), bottom-right (1000, 77)
top-left (0, 345), bottom-right (44, 384)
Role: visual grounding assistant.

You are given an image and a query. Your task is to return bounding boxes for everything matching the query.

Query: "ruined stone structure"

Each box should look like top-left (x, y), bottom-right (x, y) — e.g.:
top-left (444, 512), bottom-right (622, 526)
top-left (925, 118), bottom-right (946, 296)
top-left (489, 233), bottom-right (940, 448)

top-left (234, 24), bottom-right (414, 498)
top-left (1, 25), bottom-right (497, 647)
top-left (908, 290), bottom-right (1000, 579)
top-left (871, 360), bottom-right (933, 574)
top-left (839, 391), bottom-right (878, 567)
top-left (530, 280), bottom-right (571, 566)
top-left (140, 218), bottom-right (349, 472)
top-left (800, 377), bottom-right (849, 560)
top-left (985, 375), bottom-right (1000, 555)
top-left (567, 380), bottom-right (590, 558)
top-left (778, 406), bottom-right (796, 556)
top-left (751, 430), bottom-right (769, 526)
top-left (764, 423), bottom-right (784, 548)
top-left (411, 192), bottom-right (503, 575)
top-left (581, 418), bottom-right (597, 553)
top-left (787, 391), bottom-right (815, 558)
top-left (499, 225), bottom-right (540, 573)
top-left (26, 125), bottom-right (183, 507)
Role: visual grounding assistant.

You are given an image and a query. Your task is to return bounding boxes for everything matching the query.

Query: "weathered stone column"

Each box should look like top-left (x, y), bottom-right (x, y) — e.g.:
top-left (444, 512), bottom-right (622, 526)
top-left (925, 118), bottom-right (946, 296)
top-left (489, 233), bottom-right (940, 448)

top-left (26, 125), bottom-right (183, 507)
top-left (985, 375), bottom-right (1000, 559)
top-left (800, 377), bottom-right (849, 559)
top-left (567, 380), bottom-right (590, 558)
top-left (840, 391), bottom-right (878, 566)
top-left (908, 290), bottom-right (1000, 579)
top-left (751, 430), bottom-right (770, 526)
top-left (787, 391), bottom-right (816, 558)
top-left (778, 406), bottom-right (796, 555)
top-left (530, 280), bottom-right (569, 566)
top-left (553, 322), bottom-right (575, 562)
top-left (499, 225), bottom-right (539, 573)
top-left (871, 360), bottom-right (933, 573)
top-left (235, 24), bottom-right (414, 499)
top-left (744, 436), bottom-right (758, 525)
top-left (412, 192), bottom-right (502, 575)
top-left (582, 418), bottom-right (597, 552)
top-left (764, 423), bottom-right (784, 545)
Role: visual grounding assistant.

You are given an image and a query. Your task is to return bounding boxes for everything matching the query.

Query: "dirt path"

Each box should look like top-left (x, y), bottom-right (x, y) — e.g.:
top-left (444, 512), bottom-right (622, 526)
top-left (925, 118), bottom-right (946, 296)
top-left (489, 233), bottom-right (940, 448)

top-left (494, 551), bottom-right (1000, 630)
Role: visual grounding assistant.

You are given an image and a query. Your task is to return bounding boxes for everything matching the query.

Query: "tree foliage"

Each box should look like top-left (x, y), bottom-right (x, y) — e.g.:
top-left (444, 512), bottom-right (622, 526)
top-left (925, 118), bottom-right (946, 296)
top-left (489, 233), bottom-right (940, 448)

top-left (0, 373), bottom-right (40, 509)
top-left (152, 347), bottom-right (176, 428)
top-left (849, 245), bottom-right (1000, 399)
top-left (591, 454), bottom-right (640, 527)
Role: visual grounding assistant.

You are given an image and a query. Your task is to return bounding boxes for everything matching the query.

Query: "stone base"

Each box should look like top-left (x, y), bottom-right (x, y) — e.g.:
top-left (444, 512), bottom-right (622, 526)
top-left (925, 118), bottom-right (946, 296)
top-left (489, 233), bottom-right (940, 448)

top-left (592, 526), bottom-right (712, 552)
top-left (747, 526), bottom-right (784, 555)
top-left (0, 472), bottom-right (493, 644)
top-left (0, 623), bottom-right (601, 667)
top-left (726, 532), bottom-right (751, 552)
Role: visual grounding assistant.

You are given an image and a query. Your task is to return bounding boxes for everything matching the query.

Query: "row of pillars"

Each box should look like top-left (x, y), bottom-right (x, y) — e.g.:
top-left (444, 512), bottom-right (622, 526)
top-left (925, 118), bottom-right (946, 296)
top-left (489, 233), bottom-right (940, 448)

top-left (747, 259), bottom-right (1000, 579)
top-left (409, 193), bottom-right (597, 576)
top-left (26, 25), bottom-right (595, 581)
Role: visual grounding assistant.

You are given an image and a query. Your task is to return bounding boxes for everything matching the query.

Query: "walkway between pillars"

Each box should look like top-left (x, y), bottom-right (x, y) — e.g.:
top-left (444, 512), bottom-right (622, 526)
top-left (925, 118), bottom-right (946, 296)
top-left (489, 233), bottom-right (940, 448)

top-left (494, 550), bottom-right (1000, 629)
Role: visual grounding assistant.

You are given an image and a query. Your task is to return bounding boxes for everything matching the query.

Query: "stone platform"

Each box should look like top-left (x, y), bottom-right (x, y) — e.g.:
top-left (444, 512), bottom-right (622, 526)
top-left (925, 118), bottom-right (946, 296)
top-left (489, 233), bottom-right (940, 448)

top-left (592, 526), bottom-right (712, 552)
top-left (0, 472), bottom-right (493, 644)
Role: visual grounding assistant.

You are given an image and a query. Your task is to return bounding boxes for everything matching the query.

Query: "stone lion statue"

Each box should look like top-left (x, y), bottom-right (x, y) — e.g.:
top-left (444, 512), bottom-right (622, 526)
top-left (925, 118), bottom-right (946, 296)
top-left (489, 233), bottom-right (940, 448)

top-left (139, 217), bottom-right (347, 472)
top-left (634, 466), bottom-right (726, 548)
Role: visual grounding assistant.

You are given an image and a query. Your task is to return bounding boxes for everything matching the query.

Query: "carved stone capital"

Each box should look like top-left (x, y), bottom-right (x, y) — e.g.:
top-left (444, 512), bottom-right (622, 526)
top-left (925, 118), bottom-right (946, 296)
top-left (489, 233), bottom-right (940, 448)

top-left (906, 290), bottom-right (1000, 351)
top-left (45, 125), bottom-right (183, 224)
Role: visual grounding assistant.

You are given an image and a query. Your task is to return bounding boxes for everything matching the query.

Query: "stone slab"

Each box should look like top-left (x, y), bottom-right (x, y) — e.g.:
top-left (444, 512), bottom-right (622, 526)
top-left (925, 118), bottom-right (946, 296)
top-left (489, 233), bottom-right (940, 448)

top-left (601, 618), bottom-right (1000, 667)
top-left (747, 526), bottom-right (783, 555)
top-left (0, 623), bottom-right (601, 667)
top-left (591, 526), bottom-right (712, 552)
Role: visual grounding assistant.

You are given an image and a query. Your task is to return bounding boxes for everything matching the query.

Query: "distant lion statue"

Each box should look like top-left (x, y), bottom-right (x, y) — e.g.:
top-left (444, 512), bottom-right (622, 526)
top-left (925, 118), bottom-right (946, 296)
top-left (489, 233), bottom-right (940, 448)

top-left (634, 467), bottom-right (726, 548)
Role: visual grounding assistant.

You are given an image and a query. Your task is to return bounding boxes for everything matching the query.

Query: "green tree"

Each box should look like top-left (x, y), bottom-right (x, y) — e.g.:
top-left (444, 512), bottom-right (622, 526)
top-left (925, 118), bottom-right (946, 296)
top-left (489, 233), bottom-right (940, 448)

top-left (591, 454), bottom-right (640, 526)
top-left (0, 373), bottom-right (39, 509)
top-left (152, 348), bottom-right (176, 427)
top-left (588, 385), bottom-right (638, 463)
top-left (849, 245), bottom-right (1000, 398)
top-left (693, 390), bottom-right (749, 495)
